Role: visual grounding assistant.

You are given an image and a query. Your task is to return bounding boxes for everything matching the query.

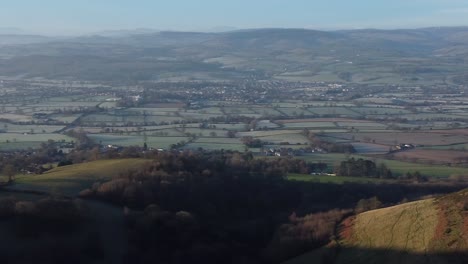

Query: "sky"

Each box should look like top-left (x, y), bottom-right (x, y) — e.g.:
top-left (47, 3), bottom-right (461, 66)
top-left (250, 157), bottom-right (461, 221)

top-left (1, 0), bottom-right (468, 35)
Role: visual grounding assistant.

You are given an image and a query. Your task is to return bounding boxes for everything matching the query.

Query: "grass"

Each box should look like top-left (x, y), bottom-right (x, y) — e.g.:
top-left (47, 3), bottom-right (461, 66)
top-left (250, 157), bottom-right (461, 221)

top-left (0, 134), bottom-right (74, 150)
top-left (421, 143), bottom-right (468, 151)
top-left (308, 107), bottom-right (361, 117)
top-left (287, 173), bottom-right (390, 184)
top-left (299, 153), bottom-right (367, 167)
top-left (48, 113), bottom-right (82, 123)
top-left (88, 134), bottom-right (188, 149)
top-left (345, 199), bottom-right (438, 252)
top-left (286, 188), bottom-right (468, 264)
top-left (81, 113), bottom-right (185, 125)
top-left (185, 137), bottom-right (245, 151)
top-left (342, 131), bottom-right (468, 146)
top-left (297, 153), bottom-right (468, 178)
top-left (185, 142), bottom-right (246, 151)
top-left (213, 123), bottom-right (248, 130)
top-left (282, 122), bottom-right (337, 129)
top-left (11, 158), bottom-right (150, 196)
top-left (351, 107), bottom-right (411, 115)
top-left (352, 143), bottom-right (390, 154)
top-left (238, 130), bottom-right (310, 145)
top-left (336, 122), bottom-right (388, 129)
top-left (392, 149), bottom-right (468, 165)
top-left (181, 128), bottom-right (229, 137)
top-left (0, 122), bottom-right (65, 133)
top-left (260, 134), bottom-right (310, 145)
top-left (376, 158), bottom-right (468, 178)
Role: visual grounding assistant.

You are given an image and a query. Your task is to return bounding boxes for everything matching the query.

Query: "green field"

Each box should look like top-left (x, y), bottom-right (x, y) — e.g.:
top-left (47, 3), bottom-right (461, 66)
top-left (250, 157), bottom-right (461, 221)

top-left (0, 133), bottom-right (73, 150)
top-left (88, 134), bottom-right (188, 149)
top-left (238, 130), bottom-right (310, 145)
top-left (351, 107), bottom-right (411, 115)
top-left (351, 142), bottom-right (390, 154)
top-left (297, 153), bottom-right (468, 178)
top-left (298, 153), bottom-right (367, 167)
top-left (375, 158), bottom-right (468, 178)
top-left (346, 199), bottom-right (438, 252)
top-left (282, 122), bottom-right (337, 129)
top-left (0, 122), bottom-right (65, 133)
top-left (185, 137), bottom-right (245, 151)
top-left (308, 107), bottom-right (361, 117)
top-left (287, 173), bottom-right (390, 184)
top-left (11, 159), bottom-right (150, 196)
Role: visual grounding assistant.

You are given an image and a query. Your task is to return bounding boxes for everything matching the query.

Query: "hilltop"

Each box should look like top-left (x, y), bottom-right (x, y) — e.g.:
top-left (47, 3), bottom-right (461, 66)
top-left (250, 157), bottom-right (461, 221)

top-left (286, 189), bottom-right (468, 264)
top-left (8, 158), bottom-right (150, 196)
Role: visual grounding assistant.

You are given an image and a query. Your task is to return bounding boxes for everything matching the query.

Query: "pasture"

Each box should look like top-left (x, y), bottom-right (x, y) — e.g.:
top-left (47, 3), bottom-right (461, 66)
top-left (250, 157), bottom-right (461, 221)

top-left (238, 130), bottom-right (310, 145)
top-left (344, 199), bottom-right (438, 252)
top-left (391, 149), bottom-right (468, 165)
top-left (297, 153), bottom-right (468, 178)
top-left (287, 173), bottom-right (390, 184)
top-left (0, 133), bottom-right (73, 150)
top-left (282, 121), bottom-right (337, 129)
top-left (88, 134), bottom-right (189, 149)
top-left (11, 158), bottom-right (150, 196)
top-left (341, 132), bottom-right (468, 146)
top-left (351, 142), bottom-right (390, 154)
top-left (375, 158), bottom-right (468, 178)
top-left (308, 107), bottom-right (361, 117)
top-left (185, 137), bottom-right (245, 151)
top-left (0, 122), bottom-right (65, 133)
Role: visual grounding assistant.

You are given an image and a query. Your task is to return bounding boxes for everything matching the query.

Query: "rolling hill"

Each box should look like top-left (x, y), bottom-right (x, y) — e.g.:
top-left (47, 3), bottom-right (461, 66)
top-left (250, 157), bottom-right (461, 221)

top-left (9, 158), bottom-right (150, 196)
top-left (285, 189), bottom-right (468, 264)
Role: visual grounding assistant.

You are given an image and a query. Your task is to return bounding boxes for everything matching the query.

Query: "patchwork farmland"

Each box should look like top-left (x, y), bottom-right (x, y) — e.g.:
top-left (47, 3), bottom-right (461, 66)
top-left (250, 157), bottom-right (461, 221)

top-left (2, 78), bottom-right (468, 179)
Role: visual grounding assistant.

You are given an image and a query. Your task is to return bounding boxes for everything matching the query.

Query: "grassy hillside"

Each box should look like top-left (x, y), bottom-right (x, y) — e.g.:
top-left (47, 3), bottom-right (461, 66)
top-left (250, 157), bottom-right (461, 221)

top-left (285, 189), bottom-right (468, 264)
top-left (11, 158), bottom-right (150, 196)
top-left (344, 199), bottom-right (438, 252)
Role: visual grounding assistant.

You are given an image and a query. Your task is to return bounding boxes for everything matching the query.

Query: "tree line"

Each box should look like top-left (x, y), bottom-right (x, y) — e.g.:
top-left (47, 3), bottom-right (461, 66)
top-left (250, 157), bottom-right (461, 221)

top-left (335, 158), bottom-right (393, 178)
top-left (302, 129), bottom-right (355, 153)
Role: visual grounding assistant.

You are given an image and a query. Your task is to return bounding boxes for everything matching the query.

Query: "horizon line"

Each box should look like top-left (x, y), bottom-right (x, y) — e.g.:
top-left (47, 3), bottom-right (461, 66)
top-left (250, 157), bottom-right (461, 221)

top-left (3, 25), bottom-right (468, 37)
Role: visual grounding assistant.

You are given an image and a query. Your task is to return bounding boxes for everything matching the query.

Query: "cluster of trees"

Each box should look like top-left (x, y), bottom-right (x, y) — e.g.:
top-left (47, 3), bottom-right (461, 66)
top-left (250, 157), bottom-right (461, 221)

top-left (302, 129), bottom-right (355, 153)
top-left (2, 164), bottom-right (16, 182)
top-left (80, 151), bottom-right (302, 263)
top-left (264, 209), bottom-right (351, 262)
top-left (241, 136), bottom-right (265, 148)
top-left (0, 140), bottom-right (67, 181)
top-left (0, 197), bottom-right (85, 233)
top-left (169, 140), bottom-right (188, 150)
top-left (64, 129), bottom-right (94, 149)
top-left (354, 196), bottom-right (383, 213)
top-left (0, 196), bottom-right (103, 264)
top-left (400, 171), bottom-right (428, 182)
top-left (335, 158), bottom-right (393, 178)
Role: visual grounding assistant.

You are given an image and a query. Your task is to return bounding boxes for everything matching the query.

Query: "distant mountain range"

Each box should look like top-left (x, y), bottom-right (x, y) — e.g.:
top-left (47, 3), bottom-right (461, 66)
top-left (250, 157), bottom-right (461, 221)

top-left (0, 34), bottom-right (57, 46)
top-left (88, 28), bottom-right (160, 37)
top-left (1, 27), bottom-right (468, 83)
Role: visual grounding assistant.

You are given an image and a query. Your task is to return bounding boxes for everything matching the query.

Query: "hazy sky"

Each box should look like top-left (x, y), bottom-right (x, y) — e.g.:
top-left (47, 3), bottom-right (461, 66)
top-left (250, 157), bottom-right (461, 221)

top-left (2, 0), bottom-right (468, 35)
